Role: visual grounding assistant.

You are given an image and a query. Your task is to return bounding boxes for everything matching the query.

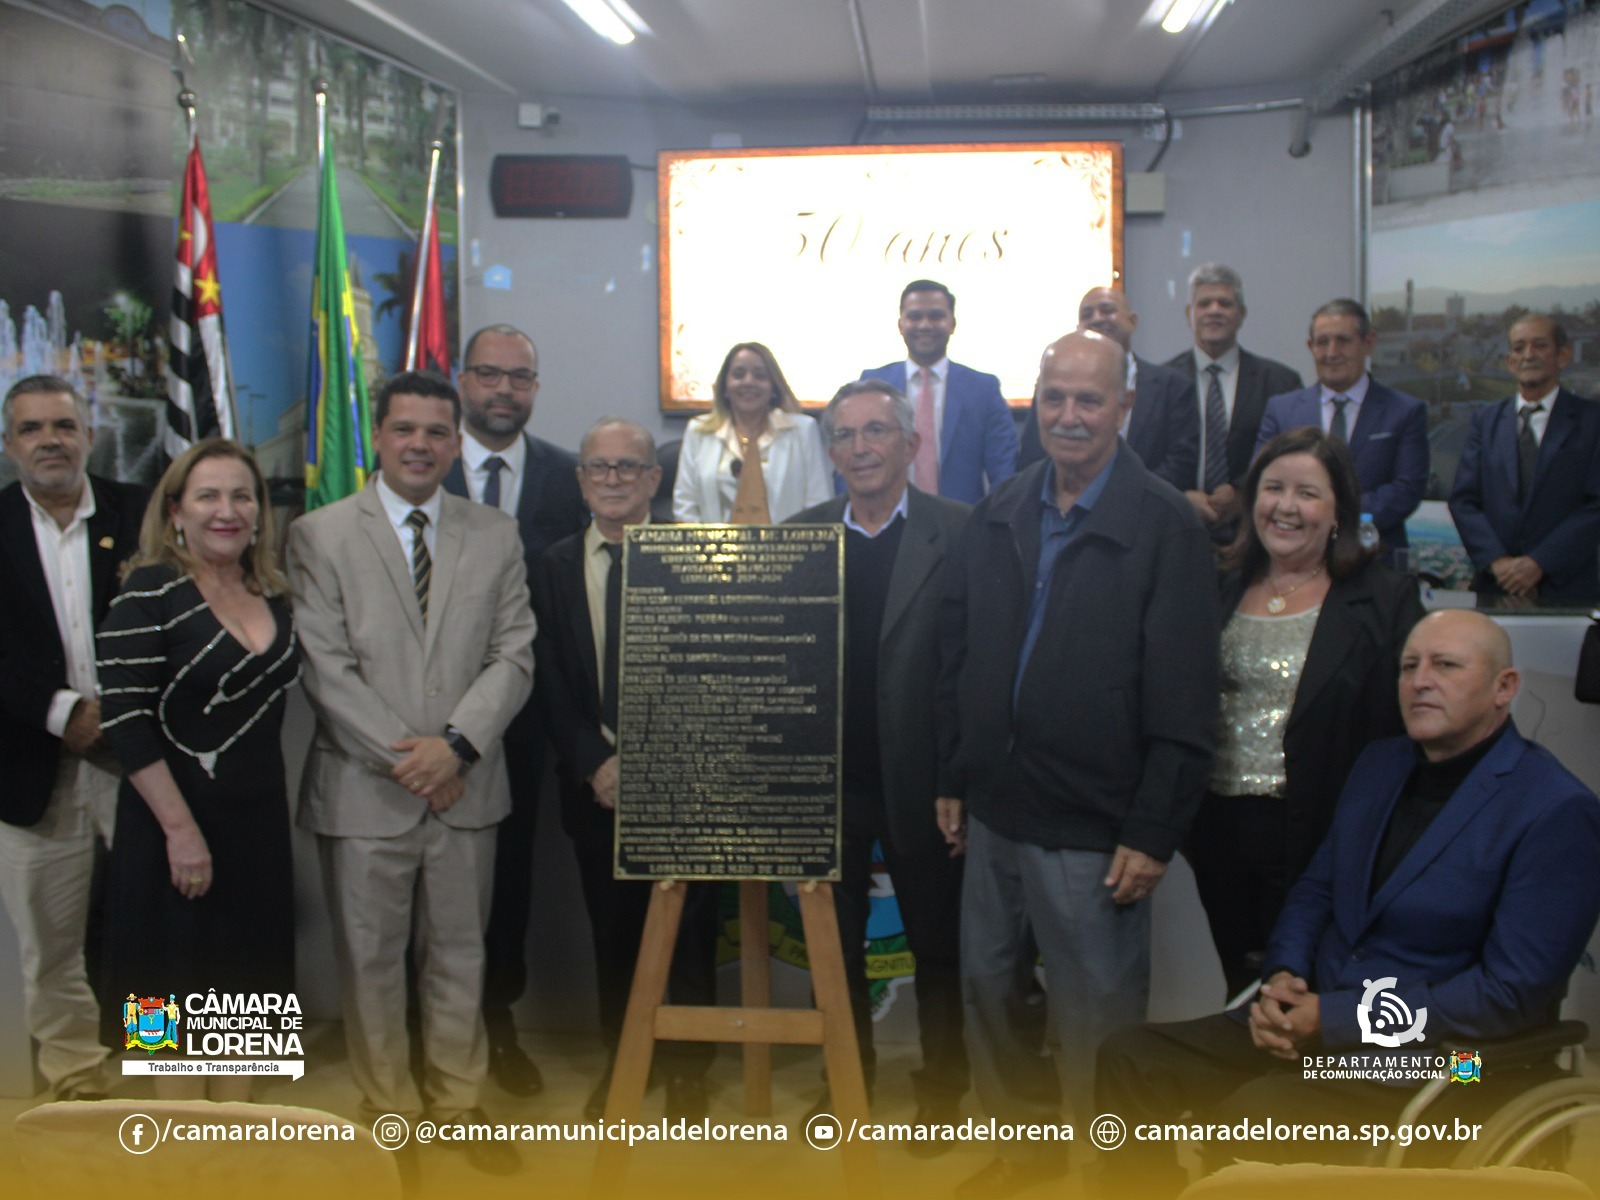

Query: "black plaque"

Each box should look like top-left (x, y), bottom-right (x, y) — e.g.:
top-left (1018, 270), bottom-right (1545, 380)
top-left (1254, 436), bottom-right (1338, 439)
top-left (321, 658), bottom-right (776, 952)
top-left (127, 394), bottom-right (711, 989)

top-left (615, 525), bottom-right (843, 880)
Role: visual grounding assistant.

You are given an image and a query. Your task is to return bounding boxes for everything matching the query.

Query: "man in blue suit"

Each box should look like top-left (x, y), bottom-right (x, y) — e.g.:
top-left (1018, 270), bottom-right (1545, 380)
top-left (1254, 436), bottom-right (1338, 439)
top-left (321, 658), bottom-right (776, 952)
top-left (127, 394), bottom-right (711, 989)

top-left (859, 279), bottom-right (1018, 504)
top-left (1016, 287), bottom-right (1201, 493)
top-left (1449, 315), bottom-right (1600, 605)
top-left (1095, 610), bottom-right (1600, 1196)
top-left (444, 324), bottom-right (588, 1096)
top-left (1256, 299), bottom-right (1429, 553)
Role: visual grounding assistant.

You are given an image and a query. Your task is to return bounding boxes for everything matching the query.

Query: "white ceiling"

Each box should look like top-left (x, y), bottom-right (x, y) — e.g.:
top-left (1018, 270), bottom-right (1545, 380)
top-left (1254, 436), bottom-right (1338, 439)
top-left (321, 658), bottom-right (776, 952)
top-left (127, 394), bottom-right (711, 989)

top-left (267, 0), bottom-right (1498, 106)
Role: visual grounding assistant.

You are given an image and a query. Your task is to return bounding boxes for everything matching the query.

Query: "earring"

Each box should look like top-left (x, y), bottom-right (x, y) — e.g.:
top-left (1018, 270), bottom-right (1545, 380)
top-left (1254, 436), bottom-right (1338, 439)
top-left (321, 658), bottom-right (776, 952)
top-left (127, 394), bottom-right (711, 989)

top-left (175, 526), bottom-right (186, 547)
top-left (250, 526), bottom-right (259, 547)
top-left (1330, 522), bottom-right (1340, 539)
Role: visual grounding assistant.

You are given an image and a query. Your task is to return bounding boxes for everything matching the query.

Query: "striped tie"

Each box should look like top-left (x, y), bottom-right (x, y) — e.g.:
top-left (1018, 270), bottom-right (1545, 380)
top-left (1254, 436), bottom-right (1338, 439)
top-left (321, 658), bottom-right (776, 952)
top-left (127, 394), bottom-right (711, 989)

top-left (1202, 363), bottom-right (1229, 490)
top-left (406, 508), bottom-right (432, 624)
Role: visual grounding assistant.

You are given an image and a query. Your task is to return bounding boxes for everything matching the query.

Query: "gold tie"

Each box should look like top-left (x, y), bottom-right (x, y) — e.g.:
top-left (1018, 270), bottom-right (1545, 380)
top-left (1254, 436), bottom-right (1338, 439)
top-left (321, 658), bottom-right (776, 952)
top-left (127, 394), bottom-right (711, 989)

top-left (729, 435), bottom-right (771, 525)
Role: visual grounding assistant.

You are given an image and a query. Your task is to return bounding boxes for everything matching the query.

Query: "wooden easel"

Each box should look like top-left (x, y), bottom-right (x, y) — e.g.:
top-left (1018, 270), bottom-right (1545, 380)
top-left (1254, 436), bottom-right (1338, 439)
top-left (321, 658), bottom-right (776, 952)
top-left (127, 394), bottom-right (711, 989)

top-left (589, 878), bottom-right (878, 1198)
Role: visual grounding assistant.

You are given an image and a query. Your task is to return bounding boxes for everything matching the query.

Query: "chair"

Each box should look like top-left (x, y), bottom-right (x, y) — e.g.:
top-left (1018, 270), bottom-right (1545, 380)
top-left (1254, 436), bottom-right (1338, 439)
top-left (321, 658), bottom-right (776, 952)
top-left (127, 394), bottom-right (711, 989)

top-left (1385, 1020), bottom-right (1600, 1171)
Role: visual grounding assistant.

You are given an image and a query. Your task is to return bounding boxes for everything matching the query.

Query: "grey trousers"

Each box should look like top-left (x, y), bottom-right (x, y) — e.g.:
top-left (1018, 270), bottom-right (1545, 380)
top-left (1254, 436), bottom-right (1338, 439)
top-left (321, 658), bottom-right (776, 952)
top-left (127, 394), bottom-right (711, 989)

top-left (961, 815), bottom-right (1151, 1142)
top-left (319, 817), bottom-right (497, 1120)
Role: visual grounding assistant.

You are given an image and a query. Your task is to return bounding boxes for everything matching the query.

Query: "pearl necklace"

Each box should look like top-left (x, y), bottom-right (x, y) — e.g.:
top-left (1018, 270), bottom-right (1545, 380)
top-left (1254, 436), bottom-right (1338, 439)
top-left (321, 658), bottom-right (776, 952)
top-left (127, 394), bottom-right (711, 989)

top-left (1265, 564), bottom-right (1324, 614)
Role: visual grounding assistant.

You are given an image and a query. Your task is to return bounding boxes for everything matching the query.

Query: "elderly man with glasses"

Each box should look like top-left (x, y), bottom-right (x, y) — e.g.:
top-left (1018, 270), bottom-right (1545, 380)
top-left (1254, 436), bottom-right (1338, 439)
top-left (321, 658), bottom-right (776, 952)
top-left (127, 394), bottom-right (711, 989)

top-left (790, 379), bottom-right (973, 1145)
top-left (529, 417), bottom-right (721, 1120)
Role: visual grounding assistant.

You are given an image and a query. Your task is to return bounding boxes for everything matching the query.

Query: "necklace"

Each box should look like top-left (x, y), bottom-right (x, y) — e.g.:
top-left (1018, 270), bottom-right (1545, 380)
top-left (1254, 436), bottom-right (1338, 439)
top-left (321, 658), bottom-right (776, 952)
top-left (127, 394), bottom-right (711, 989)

top-left (1265, 564), bottom-right (1324, 614)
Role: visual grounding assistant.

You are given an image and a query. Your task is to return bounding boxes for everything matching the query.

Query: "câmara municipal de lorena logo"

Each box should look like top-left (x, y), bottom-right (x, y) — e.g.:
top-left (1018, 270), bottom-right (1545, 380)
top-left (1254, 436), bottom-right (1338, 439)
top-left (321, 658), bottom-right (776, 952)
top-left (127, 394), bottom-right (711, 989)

top-left (123, 994), bottom-right (181, 1053)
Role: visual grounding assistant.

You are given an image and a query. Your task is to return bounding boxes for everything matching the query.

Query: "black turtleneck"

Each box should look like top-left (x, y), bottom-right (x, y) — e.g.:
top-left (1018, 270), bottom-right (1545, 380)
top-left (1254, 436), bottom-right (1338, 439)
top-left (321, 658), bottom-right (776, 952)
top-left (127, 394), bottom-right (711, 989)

top-left (1369, 720), bottom-right (1511, 899)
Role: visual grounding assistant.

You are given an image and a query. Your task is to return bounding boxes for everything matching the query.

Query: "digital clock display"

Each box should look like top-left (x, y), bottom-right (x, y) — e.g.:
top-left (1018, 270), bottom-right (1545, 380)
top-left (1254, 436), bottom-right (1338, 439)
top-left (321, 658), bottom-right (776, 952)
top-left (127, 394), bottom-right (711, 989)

top-left (489, 155), bottom-right (634, 218)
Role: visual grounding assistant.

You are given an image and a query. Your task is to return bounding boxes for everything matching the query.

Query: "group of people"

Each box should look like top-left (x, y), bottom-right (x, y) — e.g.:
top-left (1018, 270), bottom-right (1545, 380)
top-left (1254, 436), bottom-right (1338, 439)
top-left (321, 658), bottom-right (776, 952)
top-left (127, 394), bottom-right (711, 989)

top-left (2, 262), bottom-right (1600, 1195)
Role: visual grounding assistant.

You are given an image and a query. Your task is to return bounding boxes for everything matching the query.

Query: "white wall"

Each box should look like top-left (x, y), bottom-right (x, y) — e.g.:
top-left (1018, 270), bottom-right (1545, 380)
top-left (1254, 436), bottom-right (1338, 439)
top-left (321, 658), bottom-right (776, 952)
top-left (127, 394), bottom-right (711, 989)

top-left (458, 92), bottom-right (1358, 455)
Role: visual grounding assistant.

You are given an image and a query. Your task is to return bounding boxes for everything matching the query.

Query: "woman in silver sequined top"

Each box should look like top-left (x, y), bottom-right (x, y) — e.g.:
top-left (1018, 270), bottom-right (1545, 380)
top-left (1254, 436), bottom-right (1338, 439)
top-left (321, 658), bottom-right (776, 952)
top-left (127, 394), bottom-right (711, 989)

top-left (1187, 427), bottom-right (1424, 998)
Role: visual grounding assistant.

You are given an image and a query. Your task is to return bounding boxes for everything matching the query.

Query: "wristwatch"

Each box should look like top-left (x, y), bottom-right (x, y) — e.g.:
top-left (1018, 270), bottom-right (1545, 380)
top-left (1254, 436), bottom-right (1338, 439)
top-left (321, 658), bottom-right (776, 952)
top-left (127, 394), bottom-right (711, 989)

top-left (444, 726), bottom-right (480, 771)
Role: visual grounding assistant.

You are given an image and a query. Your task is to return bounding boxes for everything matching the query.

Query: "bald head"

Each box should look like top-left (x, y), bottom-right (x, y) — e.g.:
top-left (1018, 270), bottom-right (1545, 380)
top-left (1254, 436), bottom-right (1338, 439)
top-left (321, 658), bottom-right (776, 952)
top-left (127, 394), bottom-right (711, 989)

top-left (1076, 286), bottom-right (1138, 350)
top-left (1399, 610), bottom-right (1518, 761)
top-left (1034, 330), bottom-right (1130, 488)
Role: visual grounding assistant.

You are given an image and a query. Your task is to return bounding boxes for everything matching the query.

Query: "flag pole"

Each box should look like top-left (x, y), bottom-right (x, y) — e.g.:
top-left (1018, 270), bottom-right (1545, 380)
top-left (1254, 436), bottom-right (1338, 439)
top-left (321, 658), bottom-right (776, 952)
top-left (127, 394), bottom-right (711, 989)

top-left (173, 32), bottom-right (196, 143)
top-left (404, 139), bottom-right (443, 372)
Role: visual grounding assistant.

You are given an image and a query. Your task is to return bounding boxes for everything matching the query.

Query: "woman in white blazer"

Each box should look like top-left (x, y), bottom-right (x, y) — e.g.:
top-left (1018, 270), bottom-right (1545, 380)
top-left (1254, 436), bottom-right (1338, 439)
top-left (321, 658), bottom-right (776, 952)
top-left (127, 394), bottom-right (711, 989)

top-left (672, 341), bottom-right (832, 523)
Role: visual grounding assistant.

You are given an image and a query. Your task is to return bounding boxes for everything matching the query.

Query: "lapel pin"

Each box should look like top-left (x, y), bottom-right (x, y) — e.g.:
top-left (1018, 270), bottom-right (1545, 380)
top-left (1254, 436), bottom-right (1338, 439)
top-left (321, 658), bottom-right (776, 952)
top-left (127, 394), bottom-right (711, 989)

top-left (99, 536), bottom-right (115, 549)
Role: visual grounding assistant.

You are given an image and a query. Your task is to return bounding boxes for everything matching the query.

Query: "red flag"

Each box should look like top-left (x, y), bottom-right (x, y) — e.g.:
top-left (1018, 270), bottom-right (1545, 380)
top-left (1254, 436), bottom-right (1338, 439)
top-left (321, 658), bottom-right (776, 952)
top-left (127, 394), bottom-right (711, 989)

top-left (166, 130), bottom-right (237, 455)
top-left (404, 203), bottom-right (448, 375)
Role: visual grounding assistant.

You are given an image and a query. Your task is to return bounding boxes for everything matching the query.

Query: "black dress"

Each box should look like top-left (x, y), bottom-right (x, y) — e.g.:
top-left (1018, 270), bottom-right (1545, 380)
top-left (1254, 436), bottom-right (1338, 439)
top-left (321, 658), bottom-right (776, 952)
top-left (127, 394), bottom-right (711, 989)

top-left (97, 564), bottom-right (299, 1004)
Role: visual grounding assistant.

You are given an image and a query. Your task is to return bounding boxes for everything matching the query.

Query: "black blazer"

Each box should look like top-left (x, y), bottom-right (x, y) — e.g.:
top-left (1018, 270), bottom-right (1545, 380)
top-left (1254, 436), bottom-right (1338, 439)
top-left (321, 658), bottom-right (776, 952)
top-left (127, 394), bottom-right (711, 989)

top-left (529, 528), bottom-right (619, 840)
top-left (1164, 346), bottom-right (1304, 486)
top-left (939, 450), bottom-right (1219, 860)
top-left (1217, 560), bottom-right (1424, 879)
top-left (0, 476), bottom-right (147, 826)
top-left (1017, 355), bottom-right (1200, 492)
top-left (790, 487), bottom-right (971, 853)
top-left (444, 430), bottom-right (587, 592)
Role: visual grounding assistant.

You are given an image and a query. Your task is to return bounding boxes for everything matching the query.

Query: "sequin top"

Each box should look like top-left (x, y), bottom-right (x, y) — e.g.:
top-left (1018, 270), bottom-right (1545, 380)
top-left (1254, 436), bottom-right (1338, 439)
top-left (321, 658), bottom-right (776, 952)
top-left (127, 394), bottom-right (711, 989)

top-left (1210, 606), bottom-right (1321, 797)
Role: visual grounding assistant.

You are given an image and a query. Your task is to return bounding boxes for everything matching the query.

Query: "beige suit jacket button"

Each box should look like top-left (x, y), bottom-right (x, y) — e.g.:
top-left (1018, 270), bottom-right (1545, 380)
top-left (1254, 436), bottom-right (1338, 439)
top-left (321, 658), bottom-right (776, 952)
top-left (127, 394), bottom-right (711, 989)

top-left (426, 687), bottom-right (439, 697)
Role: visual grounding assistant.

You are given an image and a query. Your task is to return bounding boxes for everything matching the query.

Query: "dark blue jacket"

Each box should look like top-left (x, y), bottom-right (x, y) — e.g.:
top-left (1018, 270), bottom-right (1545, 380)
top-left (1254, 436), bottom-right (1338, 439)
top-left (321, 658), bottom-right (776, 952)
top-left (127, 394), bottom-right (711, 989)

top-left (937, 450), bottom-right (1218, 860)
top-left (1266, 724), bottom-right (1600, 1048)
top-left (859, 360), bottom-right (1018, 504)
top-left (1448, 388), bottom-right (1600, 604)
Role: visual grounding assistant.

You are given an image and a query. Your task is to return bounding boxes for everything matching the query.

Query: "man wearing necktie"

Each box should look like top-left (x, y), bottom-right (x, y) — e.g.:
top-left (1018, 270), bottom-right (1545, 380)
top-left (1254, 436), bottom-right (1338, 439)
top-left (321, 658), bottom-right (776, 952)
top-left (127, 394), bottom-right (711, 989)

top-left (1017, 287), bottom-right (1202, 494)
top-left (290, 371), bottom-right (534, 1174)
top-left (1256, 299), bottom-right (1428, 556)
top-left (445, 324), bottom-right (586, 1096)
top-left (1450, 315), bottom-right (1600, 604)
top-left (528, 418), bottom-right (719, 1120)
top-left (859, 280), bottom-right (1019, 504)
top-left (1161, 264), bottom-right (1303, 538)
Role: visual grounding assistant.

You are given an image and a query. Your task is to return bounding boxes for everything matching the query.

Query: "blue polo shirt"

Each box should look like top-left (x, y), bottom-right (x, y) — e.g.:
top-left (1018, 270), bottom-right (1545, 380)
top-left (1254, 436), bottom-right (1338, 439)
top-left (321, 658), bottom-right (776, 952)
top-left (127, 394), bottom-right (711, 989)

top-left (1013, 449), bottom-right (1117, 707)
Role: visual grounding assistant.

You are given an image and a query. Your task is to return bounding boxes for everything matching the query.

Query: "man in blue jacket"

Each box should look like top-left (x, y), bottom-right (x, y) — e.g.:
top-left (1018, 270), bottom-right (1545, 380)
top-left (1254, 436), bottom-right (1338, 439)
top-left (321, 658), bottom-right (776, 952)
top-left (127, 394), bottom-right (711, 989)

top-left (1256, 299), bottom-right (1429, 555)
top-left (1449, 315), bottom-right (1600, 605)
top-left (1096, 609), bottom-right (1600, 1197)
top-left (860, 279), bottom-right (1018, 504)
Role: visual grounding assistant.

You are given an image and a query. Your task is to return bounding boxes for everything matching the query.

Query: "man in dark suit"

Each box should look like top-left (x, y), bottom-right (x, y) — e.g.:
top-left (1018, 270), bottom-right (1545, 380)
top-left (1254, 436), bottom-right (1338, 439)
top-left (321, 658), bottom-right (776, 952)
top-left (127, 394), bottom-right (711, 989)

top-left (444, 324), bottom-right (587, 1096)
top-left (791, 380), bottom-right (971, 1145)
top-left (860, 279), bottom-right (1018, 503)
top-left (1163, 263), bottom-right (1303, 534)
top-left (942, 332), bottom-right (1218, 1198)
top-left (0, 375), bottom-right (144, 1099)
top-left (1449, 315), bottom-right (1600, 605)
top-left (1097, 610), bottom-right (1600, 1196)
top-left (1017, 287), bottom-right (1200, 492)
top-left (1256, 299), bottom-right (1429, 553)
top-left (529, 417), bottom-right (718, 1120)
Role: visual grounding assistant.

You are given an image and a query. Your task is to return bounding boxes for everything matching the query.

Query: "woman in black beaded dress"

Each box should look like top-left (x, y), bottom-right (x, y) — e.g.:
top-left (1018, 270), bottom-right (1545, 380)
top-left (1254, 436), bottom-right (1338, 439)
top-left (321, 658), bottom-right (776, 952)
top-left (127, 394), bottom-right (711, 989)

top-left (97, 440), bottom-right (298, 1099)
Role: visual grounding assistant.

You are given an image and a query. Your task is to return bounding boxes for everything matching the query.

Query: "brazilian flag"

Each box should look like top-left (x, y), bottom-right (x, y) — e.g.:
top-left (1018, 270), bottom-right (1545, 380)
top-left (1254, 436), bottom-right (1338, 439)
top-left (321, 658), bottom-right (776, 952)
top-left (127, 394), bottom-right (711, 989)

top-left (304, 147), bottom-right (373, 510)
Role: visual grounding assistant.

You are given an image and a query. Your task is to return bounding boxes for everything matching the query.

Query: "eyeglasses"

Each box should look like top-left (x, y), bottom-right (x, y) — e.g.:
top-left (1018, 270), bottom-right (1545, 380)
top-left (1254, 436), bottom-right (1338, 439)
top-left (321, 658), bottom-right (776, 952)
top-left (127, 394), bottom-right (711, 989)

top-left (580, 458), bottom-right (653, 483)
top-left (828, 421), bottom-right (903, 447)
top-left (464, 364), bottom-right (538, 390)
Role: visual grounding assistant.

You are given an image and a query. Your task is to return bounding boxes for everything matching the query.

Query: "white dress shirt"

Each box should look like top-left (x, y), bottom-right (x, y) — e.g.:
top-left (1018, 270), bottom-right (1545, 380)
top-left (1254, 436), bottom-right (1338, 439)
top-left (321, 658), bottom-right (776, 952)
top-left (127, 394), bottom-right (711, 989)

top-left (28, 484), bottom-right (101, 738)
top-left (1319, 373), bottom-right (1372, 435)
top-left (459, 429), bottom-right (527, 515)
top-left (375, 475), bottom-right (442, 561)
top-left (1518, 385), bottom-right (1558, 446)
top-left (842, 486), bottom-right (910, 538)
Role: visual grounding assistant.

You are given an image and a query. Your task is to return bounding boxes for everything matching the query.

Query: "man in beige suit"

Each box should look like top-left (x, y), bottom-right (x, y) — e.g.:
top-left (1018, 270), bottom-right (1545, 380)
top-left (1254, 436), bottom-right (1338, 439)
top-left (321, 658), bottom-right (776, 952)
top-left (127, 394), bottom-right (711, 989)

top-left (289, 370), bottom-right (534, 1175)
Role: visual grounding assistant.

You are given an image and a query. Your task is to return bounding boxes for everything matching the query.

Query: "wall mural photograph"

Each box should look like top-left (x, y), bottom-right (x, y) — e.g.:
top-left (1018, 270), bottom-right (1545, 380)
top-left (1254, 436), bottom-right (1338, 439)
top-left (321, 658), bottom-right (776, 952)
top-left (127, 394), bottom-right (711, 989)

top-left (1369, 0), bottom-right (1600, 582)
top-left (0, 0), bottom-right (458, 499)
